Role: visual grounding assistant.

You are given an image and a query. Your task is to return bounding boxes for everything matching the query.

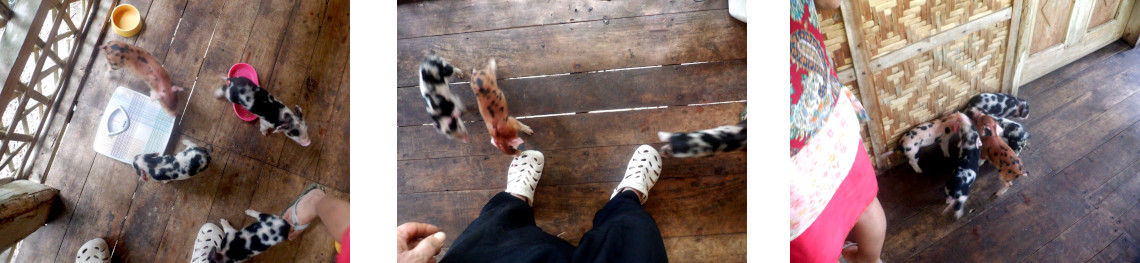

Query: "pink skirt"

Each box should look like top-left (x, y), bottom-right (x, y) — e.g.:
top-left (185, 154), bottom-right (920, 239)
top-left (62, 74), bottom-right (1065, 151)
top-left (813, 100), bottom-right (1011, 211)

top-left (790, 139), bottom-right (878, 263)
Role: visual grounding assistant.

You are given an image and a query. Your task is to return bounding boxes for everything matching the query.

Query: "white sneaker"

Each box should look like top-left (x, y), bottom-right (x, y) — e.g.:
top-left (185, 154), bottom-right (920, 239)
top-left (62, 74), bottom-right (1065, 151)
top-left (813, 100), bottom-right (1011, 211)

top-left (612, 145), bottom-right (663, 204)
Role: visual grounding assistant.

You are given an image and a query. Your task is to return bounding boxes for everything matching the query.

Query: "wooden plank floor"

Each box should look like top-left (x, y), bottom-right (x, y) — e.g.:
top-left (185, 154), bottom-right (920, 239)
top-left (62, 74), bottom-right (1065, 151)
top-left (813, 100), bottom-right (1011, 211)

top-left (396, 0), bottom-right (746, 261)
top-left (879, 41), bottom-right (1140, 262)
top-left (15, 0), bottom-right (349, 262)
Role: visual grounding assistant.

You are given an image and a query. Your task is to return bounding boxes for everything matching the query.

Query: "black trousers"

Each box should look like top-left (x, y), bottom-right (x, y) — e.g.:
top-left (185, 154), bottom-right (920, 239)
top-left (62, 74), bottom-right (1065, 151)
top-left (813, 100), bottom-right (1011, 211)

top-left (441, 191), bottom-right (668, 263)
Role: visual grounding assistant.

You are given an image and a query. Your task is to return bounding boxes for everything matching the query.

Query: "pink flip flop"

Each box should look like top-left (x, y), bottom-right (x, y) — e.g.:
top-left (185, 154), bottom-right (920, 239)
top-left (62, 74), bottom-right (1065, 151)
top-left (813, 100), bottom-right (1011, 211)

top-left (228, 63), bottom-right (259, 122)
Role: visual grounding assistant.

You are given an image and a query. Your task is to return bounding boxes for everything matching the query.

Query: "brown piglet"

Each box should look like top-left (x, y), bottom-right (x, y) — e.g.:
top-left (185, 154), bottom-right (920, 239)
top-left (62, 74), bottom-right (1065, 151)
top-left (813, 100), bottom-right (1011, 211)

top-left (974, 112), bottom-right (1029, 196)
top-left (100, 40), bottom-right (182, 116)
top-left (469, 59), bottom-right (533, 155)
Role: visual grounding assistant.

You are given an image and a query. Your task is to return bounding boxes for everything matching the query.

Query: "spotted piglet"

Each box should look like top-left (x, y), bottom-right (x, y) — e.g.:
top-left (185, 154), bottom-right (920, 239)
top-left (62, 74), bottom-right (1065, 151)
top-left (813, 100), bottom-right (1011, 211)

top-left (215, 77), bottom-right (311, 146)
top-left (943, 116), bottom-right (980, 219)
top-left (212, 210), bottom-right (292, 263)
top-left (883, 112), bottom-right (969, 173)
top-left (658, 120), bottom-right (747, 158)
top-left (100, 40), bottom-right (182, 116)
top-left (132, 139), bottom-right (211, 183)
top-left (964, 93), bottom-right (1030, 119)
top-left (420, 55), bottom-right (469, 142)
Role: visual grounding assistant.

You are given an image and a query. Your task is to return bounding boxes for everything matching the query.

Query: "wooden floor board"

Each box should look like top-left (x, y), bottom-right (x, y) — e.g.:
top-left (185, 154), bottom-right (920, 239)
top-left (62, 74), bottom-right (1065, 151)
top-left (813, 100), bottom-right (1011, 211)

top-left (316, 62), bottom-right (351, 193)
top-left (212, 0), bottom-right (328, 167)
top-left (398, 103), bottom-right (745, 160)
top-left (55, 155), bottom-right (141, 263)
top-left (18, 0), bottom-right (347, 260)
top-left (395, 9), bottom-right (747, 87)
top-left (397, 0), bottom-right (728, 39)
top-left (15, 105), bottom-right (102, 263)
top-left (396, 1), bottom-right (746, 260)
top-left (1019, 41), bottom-right (1131, 99)
top-left (1086, 232), bottom-right (1140, 263)
top-left (883, 42), bottom-right (1140, 262)
top-left (149, 146), bottom-right (233, 263)
top-left (398, 145), bottom-right (745, 193)
top-left (275, 0), bottom-right (350, 182)
top-left (396, 59), bottom-right (747, 127)
top-left (175, 0), bottom-right (262, 144)
top-left (662, 233), bottom-right (747, 262)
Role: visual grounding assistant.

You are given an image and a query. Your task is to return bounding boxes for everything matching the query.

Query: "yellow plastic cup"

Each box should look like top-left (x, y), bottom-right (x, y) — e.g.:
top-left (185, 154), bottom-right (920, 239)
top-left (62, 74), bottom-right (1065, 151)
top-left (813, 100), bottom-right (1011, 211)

top-left (111, 4), bottom-right (142, 37)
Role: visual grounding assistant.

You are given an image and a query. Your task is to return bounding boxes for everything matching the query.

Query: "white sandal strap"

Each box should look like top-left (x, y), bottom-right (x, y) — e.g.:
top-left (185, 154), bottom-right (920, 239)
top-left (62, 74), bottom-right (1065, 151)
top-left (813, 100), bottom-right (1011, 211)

top-left (290, 205), bottom-right (311, 231)
top-left (612, 145), bottom-right (662, 204)
top-left (192, 223), bottom-right (225, 263)
top-left (505, 150), bottom-right (544, 206)
top-left (76, 238), bottom-right (110, 263)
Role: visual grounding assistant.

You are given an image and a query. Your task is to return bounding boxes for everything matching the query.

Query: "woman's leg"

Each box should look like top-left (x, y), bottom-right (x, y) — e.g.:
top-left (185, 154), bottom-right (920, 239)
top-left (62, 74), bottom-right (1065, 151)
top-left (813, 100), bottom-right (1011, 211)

top-left (315, 193), bottom-right (350, 241)
top-left (842, 197), bottom-right (886, 263)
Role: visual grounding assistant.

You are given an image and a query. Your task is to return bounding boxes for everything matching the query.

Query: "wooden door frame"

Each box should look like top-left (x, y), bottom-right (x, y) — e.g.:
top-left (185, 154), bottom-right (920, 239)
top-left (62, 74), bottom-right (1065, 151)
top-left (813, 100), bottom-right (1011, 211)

top-left (1009, 0), bottom-right (1138, 93)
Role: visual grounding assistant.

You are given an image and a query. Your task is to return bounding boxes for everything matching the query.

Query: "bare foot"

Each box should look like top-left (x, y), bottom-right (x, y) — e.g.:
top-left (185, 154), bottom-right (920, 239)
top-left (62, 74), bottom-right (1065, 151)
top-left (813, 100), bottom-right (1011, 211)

top-left (283, 188), bottom-right (326, 240)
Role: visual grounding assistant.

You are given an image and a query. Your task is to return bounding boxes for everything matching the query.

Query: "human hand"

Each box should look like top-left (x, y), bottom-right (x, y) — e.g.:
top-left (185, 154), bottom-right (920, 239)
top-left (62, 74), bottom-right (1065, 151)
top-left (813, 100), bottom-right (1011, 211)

top-left (397, 222), bottom-right (446, 263)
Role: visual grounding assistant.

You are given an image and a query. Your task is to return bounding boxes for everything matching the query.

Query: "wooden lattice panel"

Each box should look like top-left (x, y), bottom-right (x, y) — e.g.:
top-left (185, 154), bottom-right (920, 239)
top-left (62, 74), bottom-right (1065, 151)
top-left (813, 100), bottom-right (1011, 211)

top-left (1030, 0), bottom-right (1076, 53)
top-left (868, 22), bottom-right (1009, 155)
top-left (819, 8), bottom-right (853, 71)
top-left (1089, 0), bottom-right (1122, 30)
top-left (853, 0), bottom-right (1012, 59)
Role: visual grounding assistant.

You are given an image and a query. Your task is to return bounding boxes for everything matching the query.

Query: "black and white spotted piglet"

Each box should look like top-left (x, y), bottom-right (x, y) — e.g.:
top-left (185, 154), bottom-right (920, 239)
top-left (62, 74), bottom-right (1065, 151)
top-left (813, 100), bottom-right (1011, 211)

top-left (420, 55), bottom-right (469, 143)
top-left (657, 120), bottom-right (746, 158)
top-left (992, 115), bottom-right (1030, 154)
top-left (216, 76), bottom-right (311, 147)
top-left (132, 139), bottom-right (211, 183)
top-left (212, 210), bottom-right (292, 263)
top-left (943, 122), bottom-right (982, 219)
top-left (964, 93), bottom-right (1030, 119)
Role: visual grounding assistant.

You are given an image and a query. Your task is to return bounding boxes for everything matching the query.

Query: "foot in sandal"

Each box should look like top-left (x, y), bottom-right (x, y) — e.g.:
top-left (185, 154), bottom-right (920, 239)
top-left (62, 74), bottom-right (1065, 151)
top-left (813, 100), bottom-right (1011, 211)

top-left (75, 238), bottom-right (110, 263)
top-left (191, 223), bottom-right (224, 263)
top-left (283, 184), bottom-right (327, 241)
top-left (612, 145), bottom-right (663, 204)
top-left (505, 150), bottom-right (544, 206)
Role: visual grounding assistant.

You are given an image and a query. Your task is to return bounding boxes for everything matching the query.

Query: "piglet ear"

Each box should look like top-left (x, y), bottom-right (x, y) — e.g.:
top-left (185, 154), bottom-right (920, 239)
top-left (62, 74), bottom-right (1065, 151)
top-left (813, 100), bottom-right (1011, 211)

top-left (274, 122), bottom-right (292, 133)
top-left (293, 105), bottom-right (303, 119)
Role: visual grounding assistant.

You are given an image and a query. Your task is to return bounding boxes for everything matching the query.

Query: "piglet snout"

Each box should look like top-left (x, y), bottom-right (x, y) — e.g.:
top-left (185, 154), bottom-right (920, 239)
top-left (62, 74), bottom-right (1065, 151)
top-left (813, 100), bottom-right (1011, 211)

top-left (299, 138), bottom-right (311, 147)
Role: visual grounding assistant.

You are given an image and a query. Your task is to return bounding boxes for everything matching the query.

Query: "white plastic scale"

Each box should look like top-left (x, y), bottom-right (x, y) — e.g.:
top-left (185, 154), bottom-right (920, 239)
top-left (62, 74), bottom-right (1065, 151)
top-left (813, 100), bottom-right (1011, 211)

top-left (93, 87), bottom-right (175, 164)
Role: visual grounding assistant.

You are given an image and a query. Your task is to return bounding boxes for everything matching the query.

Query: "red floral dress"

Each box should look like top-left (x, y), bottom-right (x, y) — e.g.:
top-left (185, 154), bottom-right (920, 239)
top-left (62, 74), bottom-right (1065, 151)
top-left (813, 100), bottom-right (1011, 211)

top-left (790, 1), bottom-right (877, 262)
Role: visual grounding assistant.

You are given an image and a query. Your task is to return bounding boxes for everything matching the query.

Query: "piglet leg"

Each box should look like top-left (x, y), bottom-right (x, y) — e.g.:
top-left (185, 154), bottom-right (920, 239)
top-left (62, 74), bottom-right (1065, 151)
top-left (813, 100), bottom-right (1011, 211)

top-left (258, 119), bottom-right (273, 135)
top-left (509, 117), bottom-right (533, 135)
top-left (994, 181), bottom-right (1012, 196)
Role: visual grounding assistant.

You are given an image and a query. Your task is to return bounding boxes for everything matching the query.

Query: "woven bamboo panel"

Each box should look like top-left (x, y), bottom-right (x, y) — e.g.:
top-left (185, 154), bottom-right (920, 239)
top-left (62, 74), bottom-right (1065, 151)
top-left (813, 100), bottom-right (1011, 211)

top-left (868, 22), bottom-right (1009, 163)
top-left (819, 8), bottom-right (854, 71)
top-left (853, 0), bottom-right (1012, 59)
